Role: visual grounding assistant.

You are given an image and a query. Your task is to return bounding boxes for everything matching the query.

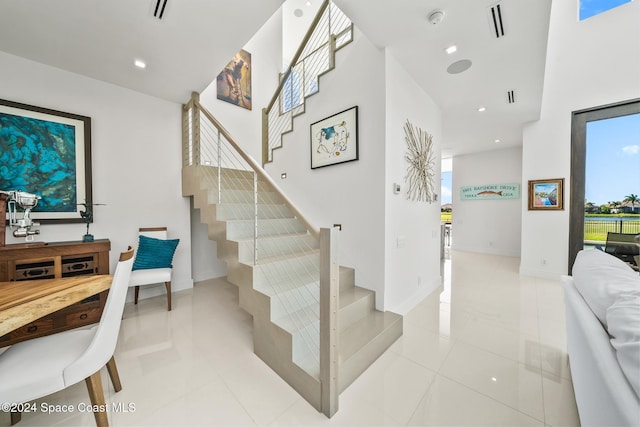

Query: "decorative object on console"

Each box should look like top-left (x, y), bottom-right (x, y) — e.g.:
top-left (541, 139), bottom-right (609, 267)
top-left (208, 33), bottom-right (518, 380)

top-left (310, 106), bottom-right (359, 169)
top-left (0, 98), bottom-right (92, 224)
top-left (0, 190), bottom-right (42, 244)
top-left (528, 178), bottom-right (564, 210)
top-left (403, 120), bottom-right (436, 202)
top-left (79, 201), bottom-right (106, 242)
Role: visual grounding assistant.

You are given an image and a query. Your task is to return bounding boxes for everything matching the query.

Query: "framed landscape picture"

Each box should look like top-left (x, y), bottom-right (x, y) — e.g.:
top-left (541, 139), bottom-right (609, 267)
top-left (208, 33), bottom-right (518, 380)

top-left (0, 98), bottom-right (92, 223)
top-left (310, 106), bottom-right (358, 169)
top-left (528, 178), bottom-right (564, 210)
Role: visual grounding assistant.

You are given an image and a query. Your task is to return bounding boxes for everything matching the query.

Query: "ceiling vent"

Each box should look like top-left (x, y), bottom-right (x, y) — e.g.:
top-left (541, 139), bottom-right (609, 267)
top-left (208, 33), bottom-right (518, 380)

top-left (507, 90), bottom-right (515, 103)
top-left (488, 3), bottom-right (505, 38)
top-left (152, 0), bottom-right (168, 20)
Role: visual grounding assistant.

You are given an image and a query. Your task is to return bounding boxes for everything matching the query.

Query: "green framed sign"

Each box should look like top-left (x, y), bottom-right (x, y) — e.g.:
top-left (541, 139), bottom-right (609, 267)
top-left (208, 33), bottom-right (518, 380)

top-left (460, 183), bottom-right (520, 200)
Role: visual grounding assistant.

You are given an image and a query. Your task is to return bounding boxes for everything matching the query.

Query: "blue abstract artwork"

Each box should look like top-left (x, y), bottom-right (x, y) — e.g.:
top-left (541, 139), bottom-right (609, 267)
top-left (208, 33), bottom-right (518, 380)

top-left (0, 112), bottom-right (77, 212)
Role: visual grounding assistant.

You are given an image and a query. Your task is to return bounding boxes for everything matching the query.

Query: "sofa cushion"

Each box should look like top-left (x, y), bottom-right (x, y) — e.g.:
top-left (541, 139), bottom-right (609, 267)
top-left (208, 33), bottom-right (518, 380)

top-left (607, 293), bottom-right (640, 398)
top-left (572, 249), bottom-right (640, 327)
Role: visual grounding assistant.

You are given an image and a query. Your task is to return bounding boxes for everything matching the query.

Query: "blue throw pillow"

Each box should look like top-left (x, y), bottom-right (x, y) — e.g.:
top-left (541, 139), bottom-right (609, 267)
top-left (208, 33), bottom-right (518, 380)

top-left (133, 235), bottom-right (179, 271)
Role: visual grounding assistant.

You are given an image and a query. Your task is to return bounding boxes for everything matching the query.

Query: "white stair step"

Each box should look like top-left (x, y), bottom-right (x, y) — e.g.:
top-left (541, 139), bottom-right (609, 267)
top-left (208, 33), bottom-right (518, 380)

top-left (270, 282), bottom-right (319, 319)
top-left (208, 189), bottom-right (282, 204)
top-left (252, 251), bottom-right (319, 288)
top-left (339, 311), bottom-right (403, 392)
top-left (216, 202), bottom-right (292, 220)
top-left (225, 218), bottom-right (307, 239)
top-left (339, 266), bottom-right (355, 290)
top-left (339, 286), bottom-right (375, 332)
top-left (236, 233), bottom-right (318, 264)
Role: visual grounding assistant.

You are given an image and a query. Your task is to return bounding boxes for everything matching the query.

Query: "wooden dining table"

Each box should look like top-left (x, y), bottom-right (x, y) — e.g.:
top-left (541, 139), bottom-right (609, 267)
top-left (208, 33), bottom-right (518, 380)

top-left (0, 275), bottom-right (113, 337)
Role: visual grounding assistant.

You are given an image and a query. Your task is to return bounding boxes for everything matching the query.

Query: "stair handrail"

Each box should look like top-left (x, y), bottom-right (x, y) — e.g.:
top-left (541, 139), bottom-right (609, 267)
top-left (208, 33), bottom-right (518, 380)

top-left (262, 0), bottom-right (337, 165)
top-left (264, 0), bottom-right (330, 117)
top-left (185, 92), bottom-right (320, 240)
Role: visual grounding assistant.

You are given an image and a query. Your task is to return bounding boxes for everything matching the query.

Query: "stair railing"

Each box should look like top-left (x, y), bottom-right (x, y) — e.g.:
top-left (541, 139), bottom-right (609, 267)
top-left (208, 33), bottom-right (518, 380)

top-left (183, 92), bottom-right (339, 416)
top-left (262, 0), bottom-right (353, 165)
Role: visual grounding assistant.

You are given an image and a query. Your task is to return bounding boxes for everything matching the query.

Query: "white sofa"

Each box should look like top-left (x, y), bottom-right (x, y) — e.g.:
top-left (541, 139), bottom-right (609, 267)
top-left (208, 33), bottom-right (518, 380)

top-left (563, 249), bottom-right (640, 426)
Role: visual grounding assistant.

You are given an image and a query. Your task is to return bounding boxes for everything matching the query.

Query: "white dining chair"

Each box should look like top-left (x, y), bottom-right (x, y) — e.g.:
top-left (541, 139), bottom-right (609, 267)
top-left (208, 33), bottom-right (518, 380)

top-left (0, 247), bottom-right (135, 427)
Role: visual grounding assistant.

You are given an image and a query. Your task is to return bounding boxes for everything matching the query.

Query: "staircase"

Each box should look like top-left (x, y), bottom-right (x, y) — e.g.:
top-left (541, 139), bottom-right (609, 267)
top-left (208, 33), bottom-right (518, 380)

top-left (181, 1), bottom-right (401, 416)
top-left (182, 140), bottom-right (402, 415)
top-left (182, 162), bottom-right (402, 411)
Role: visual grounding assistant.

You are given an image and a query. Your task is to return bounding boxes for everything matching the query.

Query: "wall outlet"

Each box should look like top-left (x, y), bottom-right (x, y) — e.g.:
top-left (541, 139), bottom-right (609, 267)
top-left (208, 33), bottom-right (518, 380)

top-left (397, 235), bottom-right (406, 248)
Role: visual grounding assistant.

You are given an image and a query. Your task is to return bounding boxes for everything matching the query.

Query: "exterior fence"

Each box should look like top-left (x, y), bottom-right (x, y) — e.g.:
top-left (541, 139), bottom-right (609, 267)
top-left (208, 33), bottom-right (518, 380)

top-left (584, 219), bottom-right (640, 239)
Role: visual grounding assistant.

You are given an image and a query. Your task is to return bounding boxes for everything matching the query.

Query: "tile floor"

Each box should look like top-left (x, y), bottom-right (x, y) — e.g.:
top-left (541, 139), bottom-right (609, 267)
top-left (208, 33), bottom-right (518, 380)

top-left (0, 250), bottom-right (580, 426)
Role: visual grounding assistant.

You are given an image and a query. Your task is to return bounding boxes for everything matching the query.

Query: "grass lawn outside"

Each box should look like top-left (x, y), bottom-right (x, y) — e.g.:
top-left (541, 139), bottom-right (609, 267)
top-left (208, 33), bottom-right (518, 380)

top-left (584, 216), bottom-right (640, 242)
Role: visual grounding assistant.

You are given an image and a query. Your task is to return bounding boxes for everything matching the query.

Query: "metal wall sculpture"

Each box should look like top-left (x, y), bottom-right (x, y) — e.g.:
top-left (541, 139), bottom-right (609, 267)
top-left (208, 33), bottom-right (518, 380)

top-left (404, 120), bottom-right (435, 202)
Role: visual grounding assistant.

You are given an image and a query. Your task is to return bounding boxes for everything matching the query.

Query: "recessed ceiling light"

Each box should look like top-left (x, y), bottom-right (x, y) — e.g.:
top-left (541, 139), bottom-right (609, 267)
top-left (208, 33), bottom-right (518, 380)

top-left (477, 106), bottom-right (486, 112)
top-left (134, 59), bottom-right (146, 69)
top-left (445, 45), bottom-right (457, 54)
top-left (494, 139), bottom-right (501, 143)
top-left (306, 1), bottom-right (311, 6)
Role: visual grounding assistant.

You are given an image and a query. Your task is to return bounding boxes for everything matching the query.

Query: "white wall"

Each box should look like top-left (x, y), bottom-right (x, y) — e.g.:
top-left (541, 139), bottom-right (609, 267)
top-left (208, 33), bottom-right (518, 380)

top-left (520, 0), bottom-right (640, 278)
top-left (199, 10), bottom-right (283, 162)
top-left (188, 10), bottom-right (284, 281)
top-left (282, 0), bottom-right (324, 67)
top-left (383, 51), bottom-right (443, 313)
top-left (264, 27), bottom-right (388, 308)
top-left (0, 51), bottom-right (193, 298)
top-left (452, 147), bottom-right (522, 257)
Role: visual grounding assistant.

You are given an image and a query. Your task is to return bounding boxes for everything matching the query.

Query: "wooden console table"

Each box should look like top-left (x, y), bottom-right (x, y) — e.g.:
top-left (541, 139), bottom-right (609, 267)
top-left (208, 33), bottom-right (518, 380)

top-left (0, 239), bottom-right (111, 347)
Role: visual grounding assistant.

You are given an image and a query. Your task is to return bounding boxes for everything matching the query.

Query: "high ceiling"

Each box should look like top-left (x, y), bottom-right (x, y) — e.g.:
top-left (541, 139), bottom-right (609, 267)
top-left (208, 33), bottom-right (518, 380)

top-left (333, 0), bottom-right (552, 158)
top-left (0, 0), bottom-right (284, 104)
top-left (0, 0), bottom-right (552, 159)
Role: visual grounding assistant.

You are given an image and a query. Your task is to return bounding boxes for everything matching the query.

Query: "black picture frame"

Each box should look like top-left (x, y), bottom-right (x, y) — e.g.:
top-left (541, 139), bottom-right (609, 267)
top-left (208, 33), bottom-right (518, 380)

top-left (0, 98), bottom-right (92, 224)
top-left (310, 106), bottom-right (359, 169)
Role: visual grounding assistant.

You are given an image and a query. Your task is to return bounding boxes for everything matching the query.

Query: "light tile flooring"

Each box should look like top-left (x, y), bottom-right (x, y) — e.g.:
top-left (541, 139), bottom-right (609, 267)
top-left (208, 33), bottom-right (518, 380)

top-left (0, 250), bottom-right (580, 426)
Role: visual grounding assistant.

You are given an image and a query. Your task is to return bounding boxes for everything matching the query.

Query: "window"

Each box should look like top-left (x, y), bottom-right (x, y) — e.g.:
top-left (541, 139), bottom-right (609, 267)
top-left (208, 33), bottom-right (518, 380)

top-left (568, 99), bottom-right (640, 272)
top-left (282, 70), bottom-right (302, 113)
top-left (579, 0), bottom-right (633, 20)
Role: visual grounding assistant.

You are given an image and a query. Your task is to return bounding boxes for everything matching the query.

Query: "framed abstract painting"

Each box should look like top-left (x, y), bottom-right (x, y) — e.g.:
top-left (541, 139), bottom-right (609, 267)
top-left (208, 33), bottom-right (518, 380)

top-left (0, 98), bottom-right (92, 223)
top-left (310, 106), bottom-right (358, 169)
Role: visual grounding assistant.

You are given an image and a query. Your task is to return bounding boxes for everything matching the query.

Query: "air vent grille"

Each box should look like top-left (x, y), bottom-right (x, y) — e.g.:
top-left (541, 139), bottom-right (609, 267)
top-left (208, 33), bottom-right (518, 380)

top-left (489, 3), bottom-right (505, 38)
top-left (508, 90), bottom-right (515, 103)
top-left (153, 0), bottom-right (168, 20)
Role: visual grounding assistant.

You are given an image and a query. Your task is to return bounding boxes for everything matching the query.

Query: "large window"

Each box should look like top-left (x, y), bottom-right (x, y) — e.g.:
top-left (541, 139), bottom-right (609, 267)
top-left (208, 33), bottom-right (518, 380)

top-left (568, 99), bottom-right (640, 271)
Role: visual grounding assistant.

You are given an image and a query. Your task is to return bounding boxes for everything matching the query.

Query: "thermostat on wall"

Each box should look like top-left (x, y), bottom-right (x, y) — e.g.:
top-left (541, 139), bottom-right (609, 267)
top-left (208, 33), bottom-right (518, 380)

top-left (393, 183), bottom-right (401, 194)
